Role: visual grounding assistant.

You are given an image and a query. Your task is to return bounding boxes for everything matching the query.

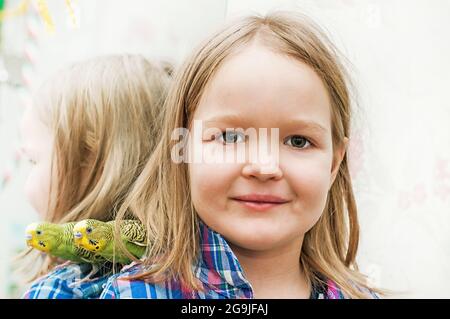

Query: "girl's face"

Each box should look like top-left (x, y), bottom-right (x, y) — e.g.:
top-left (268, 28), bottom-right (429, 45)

top-left (189, 44), bottom-right (347, 251)
top-left (20, 106), bottom-right (54, 217)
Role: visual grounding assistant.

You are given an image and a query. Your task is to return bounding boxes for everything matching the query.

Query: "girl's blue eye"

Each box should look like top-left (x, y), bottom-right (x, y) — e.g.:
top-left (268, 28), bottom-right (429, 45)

top-left (217, 131), bottom-right (246, 144)
top-left (284, 135), bottom-right (311, 149)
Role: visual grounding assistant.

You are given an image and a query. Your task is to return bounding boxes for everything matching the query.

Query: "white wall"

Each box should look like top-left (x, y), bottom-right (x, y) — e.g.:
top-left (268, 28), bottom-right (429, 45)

top-left (0, 0), bottom-right (449, 298)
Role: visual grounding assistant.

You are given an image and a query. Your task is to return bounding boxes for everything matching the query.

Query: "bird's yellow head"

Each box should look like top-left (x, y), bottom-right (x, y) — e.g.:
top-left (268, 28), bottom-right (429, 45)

top-left (25, 222), bottom-right (53, 253)
top-left (73, 219), bottom-right (107, 253)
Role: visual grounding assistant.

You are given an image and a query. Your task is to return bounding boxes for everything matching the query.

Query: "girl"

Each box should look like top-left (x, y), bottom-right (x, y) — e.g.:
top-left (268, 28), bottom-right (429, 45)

top-left (100, 12), bottom-right (381, 299)
top-left (19, 54), bottom-right (172, 298)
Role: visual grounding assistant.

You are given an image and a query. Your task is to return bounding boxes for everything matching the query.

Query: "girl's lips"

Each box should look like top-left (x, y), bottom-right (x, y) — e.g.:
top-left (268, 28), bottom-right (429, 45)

top-left (231, 194), bottom-right (290, 212)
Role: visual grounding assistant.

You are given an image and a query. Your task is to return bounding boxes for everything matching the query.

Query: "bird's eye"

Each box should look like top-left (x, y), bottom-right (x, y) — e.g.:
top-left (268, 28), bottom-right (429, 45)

top-left (36, 230), bottom-right (42, 235)
top-left (86, 227), bottom-right (92, 234)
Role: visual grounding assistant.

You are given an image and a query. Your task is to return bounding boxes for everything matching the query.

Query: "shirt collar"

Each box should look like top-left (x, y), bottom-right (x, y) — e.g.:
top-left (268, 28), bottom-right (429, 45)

top-left (195, 220), bottom-right (253, 292)
top-left (194, 221), bottom-right (338, 299)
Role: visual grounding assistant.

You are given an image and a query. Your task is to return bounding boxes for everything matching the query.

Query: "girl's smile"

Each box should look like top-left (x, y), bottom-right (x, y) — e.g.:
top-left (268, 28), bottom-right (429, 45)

top-left (230, 194), bottom-right (291, 212)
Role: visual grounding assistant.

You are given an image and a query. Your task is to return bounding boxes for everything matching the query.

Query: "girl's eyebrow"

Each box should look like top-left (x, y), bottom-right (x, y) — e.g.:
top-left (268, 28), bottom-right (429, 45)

top-left (203, 115), bottom-right (328, 134)
top-left (286, 119), bottom-right (328, 134)
top-left (202, 114), bottom-right (246, 126)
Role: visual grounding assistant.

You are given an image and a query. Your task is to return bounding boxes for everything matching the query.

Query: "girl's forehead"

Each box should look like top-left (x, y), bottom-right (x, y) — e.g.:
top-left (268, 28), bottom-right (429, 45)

top-left (194, 44), bottom-right (331, 129)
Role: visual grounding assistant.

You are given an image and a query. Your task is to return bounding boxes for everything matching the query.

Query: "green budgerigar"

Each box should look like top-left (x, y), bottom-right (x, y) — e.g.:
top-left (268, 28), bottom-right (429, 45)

top-left (73, 219), bottom-right (147, 264)
top-left (25, 221), bottom-right (106, 264)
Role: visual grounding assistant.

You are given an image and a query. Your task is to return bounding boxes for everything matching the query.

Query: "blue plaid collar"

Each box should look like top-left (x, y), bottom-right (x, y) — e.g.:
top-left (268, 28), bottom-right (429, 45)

top-left (195, 220), bottom-right (253, 295)
top-left (194, 221), bottom-right (337, 299)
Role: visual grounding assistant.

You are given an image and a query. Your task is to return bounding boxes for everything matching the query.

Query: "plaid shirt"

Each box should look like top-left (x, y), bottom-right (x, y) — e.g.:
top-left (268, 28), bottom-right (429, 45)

top-left (22, 222), bottom-right (376, 299)
top-left (99, 222), bottom-right (351, 299)
top-left (22, 263), bottom-right (110, 299)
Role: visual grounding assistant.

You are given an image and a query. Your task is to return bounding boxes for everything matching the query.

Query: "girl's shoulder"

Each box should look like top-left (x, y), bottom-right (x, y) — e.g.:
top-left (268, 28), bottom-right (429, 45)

top-left (100, 265), bottom-right (381, 299)
top-left (356, 285), bottom-right (380, 299)
top-left (100, 263), bottom-right (195, 299)
top-left (312, 279), bottom-right (380, 299)
top-left (22, 263), bottom-right (109, 299)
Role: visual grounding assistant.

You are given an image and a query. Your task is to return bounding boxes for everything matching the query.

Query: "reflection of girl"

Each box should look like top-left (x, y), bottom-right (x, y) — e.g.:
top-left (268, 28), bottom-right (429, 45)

top-left (20, 55), bottom-right (172, 298)
top-left (101, 12), bottom-right (381, 299)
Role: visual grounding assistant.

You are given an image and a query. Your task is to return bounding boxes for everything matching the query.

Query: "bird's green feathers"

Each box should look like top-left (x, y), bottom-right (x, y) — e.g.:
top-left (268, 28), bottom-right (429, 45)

top-left (73, 219), bottom-right (147, 264)
top-left (25, 221), bottom-right (106, 263)
top-left (26, 219), bottom-right (148, 265)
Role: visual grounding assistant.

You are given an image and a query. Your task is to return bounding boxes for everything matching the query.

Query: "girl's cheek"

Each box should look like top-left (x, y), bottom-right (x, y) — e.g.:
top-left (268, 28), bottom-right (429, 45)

top-left (24, 164), bottom-right (52, 217)
top-left (24, 170), bottom-right (46, 216)
top-left (283, 152), bottom-right (332, 199)
top-left (189, 161), bottom-right (237, 202)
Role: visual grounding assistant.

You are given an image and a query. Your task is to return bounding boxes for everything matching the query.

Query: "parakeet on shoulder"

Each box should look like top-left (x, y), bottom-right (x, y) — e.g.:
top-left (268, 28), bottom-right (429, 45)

top-left (73, 219), bottom-right (147, 264)
top-left (25, 221), bottom-right (105, 264)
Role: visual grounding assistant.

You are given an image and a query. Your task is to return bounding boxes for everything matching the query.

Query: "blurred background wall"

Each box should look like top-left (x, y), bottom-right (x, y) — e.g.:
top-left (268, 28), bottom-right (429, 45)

top-left (0, 0), bottom-right (449, 298)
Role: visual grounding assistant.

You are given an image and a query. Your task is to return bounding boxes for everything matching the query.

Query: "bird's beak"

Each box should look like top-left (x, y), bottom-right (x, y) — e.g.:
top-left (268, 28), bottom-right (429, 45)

top-left (25, 233), bottom-right (34, 247)
top-left (73, 231), bottom-right (85, 247)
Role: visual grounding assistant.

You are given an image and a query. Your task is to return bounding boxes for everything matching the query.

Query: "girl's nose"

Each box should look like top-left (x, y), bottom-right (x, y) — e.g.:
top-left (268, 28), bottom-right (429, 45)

top-left (241, 160), bottom-right (283, 182)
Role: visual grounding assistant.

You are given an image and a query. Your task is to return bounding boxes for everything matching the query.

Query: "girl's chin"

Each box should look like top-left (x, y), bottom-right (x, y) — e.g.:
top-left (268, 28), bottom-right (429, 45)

top-left (223, 228), bottom-right (291, 251)
top-left (228, 239), bottom-right (287, 252)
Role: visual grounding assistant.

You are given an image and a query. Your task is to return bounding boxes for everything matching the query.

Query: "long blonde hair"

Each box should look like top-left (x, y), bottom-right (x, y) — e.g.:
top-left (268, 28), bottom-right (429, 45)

top-left (19, 54), bottom-right (172, 279)
top-left (115, 12), bottom-right (382, 298)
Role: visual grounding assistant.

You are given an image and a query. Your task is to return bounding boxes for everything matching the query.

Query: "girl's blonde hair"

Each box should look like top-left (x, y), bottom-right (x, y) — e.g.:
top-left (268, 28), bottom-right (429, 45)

top-left (115, 12), bottom-right (382, 298)
top-left (19, 54), bottom-right (172, 280)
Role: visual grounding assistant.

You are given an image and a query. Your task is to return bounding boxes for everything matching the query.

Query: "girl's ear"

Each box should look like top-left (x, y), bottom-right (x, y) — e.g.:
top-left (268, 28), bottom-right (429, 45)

top-left (330, 137), bottom-right (349, 188)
